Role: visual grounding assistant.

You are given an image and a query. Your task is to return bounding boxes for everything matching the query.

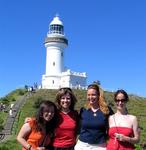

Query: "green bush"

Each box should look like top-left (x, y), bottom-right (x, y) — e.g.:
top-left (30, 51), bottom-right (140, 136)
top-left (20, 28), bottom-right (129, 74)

top-left (17, 89), bottom-right (26, 96)
top-left (0, 97), bottom-right (9, 105)
top-left (33, 97), bottom-right (43, 108)
top-left (135, 144), bottom-right (143, 150)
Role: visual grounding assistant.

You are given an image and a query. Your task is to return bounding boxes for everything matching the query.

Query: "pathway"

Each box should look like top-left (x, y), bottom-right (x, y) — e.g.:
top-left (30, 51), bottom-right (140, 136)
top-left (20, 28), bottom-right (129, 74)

top-left (0, 94), bottom-right (29, 143)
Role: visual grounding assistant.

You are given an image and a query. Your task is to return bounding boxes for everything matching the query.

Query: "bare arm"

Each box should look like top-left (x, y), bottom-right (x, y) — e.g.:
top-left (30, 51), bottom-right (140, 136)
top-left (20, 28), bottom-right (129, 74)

top-left (118, 116), bottom-right (140, 144)
top-left (128, 116), bottom-right (140, 144)
top-left (17, 123), bottom-right (35, 150)
top-left (17, 122), bottom-right (46, 150)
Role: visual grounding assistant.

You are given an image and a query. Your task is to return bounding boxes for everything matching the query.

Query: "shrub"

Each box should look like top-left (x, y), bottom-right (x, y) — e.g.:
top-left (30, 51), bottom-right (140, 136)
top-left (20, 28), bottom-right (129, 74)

top-left (33, 97), bottom-right (43, 108)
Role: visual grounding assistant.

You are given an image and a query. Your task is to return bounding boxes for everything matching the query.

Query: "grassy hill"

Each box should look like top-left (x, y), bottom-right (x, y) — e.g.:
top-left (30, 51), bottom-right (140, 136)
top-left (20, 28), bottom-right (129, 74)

top-left (0, 89), bottom-right (27, 132)
top-left (0, 89), bottom-right (146, 150)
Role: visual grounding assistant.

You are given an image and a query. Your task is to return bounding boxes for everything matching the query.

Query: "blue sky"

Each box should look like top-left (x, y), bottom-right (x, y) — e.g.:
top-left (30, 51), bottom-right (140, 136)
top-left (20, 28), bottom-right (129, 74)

top-left (0, 0), bottom-right (146, 98)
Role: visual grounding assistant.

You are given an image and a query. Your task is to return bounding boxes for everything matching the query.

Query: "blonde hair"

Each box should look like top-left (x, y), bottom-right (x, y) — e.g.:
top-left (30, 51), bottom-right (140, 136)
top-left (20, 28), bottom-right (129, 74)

top-left (86, 84), bottom-right (109, 115)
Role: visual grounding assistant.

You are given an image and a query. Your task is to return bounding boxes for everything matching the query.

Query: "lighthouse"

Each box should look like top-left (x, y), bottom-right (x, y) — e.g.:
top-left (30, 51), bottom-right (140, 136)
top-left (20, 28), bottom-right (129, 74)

top-left (42, 15), bottom-right (87, 89)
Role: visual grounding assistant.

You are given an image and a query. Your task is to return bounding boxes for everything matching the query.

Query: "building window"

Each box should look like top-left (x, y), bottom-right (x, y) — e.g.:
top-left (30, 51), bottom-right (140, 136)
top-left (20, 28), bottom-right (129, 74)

top-left (53, 62), bottom-right (55, 66)
top-left (52, 80), bottom-right (54, 84)
top-left (50, 25), bottom-right (64, 34)
top-left (61, 52), bottom-right (63, 57)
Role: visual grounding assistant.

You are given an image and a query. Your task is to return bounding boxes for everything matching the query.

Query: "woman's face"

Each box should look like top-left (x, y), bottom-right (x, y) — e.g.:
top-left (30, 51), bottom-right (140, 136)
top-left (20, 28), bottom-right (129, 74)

top-left (115, 93), bottom-right (127, 110)
top-left (42, 106), bottom-right (55, 122)
top-left (87, 89), bottom-right (99, 106)
top-left (60, 93), bottom-right (71, 110)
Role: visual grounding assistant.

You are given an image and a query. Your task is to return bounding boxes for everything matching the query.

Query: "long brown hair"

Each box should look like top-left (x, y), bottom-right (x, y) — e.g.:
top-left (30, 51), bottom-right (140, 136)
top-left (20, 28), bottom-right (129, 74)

top-left (55, 87), bottom-right (77, 111)
top-left (34, 100), bottom-right (58, 133)
top-left (86, 83), bottom-right (109, 115)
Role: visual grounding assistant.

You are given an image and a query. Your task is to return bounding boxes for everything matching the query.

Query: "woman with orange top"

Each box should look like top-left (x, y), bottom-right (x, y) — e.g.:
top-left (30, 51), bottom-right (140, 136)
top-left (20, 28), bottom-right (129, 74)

top-left (17, 100), bottom-right (58, 150)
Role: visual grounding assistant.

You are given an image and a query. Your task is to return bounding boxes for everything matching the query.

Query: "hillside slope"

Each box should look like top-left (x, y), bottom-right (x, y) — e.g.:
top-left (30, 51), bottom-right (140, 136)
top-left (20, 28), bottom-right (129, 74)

top-left (0, 89), bottom-right (146, 149)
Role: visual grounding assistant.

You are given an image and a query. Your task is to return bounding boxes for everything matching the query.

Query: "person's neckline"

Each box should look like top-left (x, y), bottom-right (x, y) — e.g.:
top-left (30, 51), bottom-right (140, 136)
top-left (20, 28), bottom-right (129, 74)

top-left (91, 107), bottom-right (100, 113)
top-left (61, 110), bottom-right (70, 114)
top-left (115, 111), bottom-right (128, 116)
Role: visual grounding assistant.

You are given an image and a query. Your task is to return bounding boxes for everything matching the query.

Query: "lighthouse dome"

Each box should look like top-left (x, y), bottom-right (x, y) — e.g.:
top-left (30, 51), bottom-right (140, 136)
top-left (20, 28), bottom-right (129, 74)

top-left (50, 16), bottom-right (63, 26)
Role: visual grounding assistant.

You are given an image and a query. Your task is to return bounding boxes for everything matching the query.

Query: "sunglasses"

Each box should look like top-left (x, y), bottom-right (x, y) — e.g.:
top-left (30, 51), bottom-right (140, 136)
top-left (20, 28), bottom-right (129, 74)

top-left (59, 87), bottom-right (72, 92)
top-left (115, 99), bottom-right (126, 103)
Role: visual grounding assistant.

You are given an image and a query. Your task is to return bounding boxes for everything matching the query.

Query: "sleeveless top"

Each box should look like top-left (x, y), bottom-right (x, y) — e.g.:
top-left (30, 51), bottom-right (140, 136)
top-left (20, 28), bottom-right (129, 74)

top-left (107, 127), bottom-right (134, 150)
top-left (22, 118), bottom-right (49, 150)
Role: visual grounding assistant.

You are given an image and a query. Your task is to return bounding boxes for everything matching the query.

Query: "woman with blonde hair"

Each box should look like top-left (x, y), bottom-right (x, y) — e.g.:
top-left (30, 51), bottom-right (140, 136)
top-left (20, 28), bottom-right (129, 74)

top-left (75, 83), bottom-right (113, 150)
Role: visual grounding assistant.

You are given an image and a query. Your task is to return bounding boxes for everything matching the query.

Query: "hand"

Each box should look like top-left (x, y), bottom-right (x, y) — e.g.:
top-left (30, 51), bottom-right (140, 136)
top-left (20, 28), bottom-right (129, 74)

top-left (115, 133), bottom-right (126, 142)
top-left (24, 117), bottom-right (31, 123)
top-left (115, 133), bottom-right (121, 139)
top-left (36, 147), bottom-right (46, 150)
top-left (30, 147), bottom-right (36, 150)
top-left (115, 133), bottom-right (122, 141)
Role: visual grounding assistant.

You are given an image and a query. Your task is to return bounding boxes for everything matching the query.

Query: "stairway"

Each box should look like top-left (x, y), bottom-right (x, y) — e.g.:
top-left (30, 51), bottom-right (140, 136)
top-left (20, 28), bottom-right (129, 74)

top-left (0, 94), bottom-right (29, 143)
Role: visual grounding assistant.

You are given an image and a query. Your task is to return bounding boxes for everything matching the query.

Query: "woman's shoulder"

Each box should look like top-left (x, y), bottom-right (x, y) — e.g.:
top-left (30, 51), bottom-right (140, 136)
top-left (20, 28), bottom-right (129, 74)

top-left (78, 107), bottom-right (87, 115)
top-left (127, 114), bottom-right (137, 121)
top-left (21, 117), bottom-right (36, 131)
top-left (27, 117), bottom-right (36, 122)
top-left (27, 117), bottom-right (36, 128)
top-left (79, 107), bottom-right (87, 112)
top-left (70, 110), bottom-right (79, 116)
top-left (108, 114), bottom-right (115, 120)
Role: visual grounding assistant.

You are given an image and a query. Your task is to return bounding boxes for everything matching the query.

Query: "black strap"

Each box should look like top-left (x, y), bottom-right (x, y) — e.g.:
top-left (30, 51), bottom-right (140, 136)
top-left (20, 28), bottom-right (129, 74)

top-left (39, 134), bottom-right (48, 147)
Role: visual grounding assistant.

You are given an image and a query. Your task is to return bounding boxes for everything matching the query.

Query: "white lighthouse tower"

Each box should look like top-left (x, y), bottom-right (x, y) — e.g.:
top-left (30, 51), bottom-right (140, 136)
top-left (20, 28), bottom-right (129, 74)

top-left (42, 15), bottom-right (87, 89)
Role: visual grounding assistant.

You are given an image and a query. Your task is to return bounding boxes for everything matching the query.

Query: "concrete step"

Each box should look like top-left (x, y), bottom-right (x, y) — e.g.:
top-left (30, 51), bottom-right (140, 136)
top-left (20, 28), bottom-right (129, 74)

top-left (2, 130), bottom-right (11, 135)
top-left (0, 133), bottom-right (5, 141)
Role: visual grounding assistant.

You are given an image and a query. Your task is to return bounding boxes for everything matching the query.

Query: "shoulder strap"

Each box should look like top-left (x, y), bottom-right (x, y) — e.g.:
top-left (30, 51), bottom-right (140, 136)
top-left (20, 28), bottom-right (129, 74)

top-left (113, 115), bottom-right (119, 133)
top-left (39, 134), bottom-right (48, 147)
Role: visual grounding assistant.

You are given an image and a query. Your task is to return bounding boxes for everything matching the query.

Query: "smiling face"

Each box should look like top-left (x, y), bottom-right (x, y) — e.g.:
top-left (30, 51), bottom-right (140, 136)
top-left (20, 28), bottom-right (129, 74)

top-left (115, 93), bottom-right (127, 110)
top-left (42, 106), bottom-right (55, 122)
top-left (87, 88), bottom-right (99, 107)
top-left (60, 93), bottom-right (71, 111)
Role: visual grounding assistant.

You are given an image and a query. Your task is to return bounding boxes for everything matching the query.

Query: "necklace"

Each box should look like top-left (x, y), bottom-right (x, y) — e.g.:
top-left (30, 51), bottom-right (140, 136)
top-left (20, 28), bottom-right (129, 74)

top-left (91, 107), bottom-right (99, 117)
top-left (93, 113), bottom-right (97, 117)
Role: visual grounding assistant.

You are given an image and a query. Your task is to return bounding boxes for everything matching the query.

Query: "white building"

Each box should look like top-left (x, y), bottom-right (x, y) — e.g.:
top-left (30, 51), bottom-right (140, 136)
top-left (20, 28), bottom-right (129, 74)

top-left (42, 15), bottom-right (87, 89)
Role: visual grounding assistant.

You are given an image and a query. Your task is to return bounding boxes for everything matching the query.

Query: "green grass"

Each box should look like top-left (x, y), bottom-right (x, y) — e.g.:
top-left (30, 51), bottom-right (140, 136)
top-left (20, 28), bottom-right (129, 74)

top-left (0, 89), bottom-right (146, 150)
top-left (0, 88), bottom-right (27, 132)
top-left (0, 135), bottom-right (21, 150)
